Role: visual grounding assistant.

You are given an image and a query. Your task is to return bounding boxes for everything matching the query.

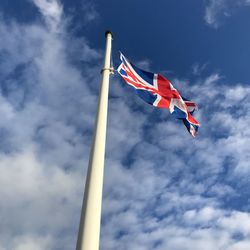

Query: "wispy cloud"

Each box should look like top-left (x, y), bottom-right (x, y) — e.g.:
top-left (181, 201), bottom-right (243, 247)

top-left (192, 62), bottom-right (208, 76)
top-left (101, 71), bottom-right (250, 249)
top-left (0, 0), bottom-right (102, 249)
top-left (81, 0), bottom-right (99, 23)
top-left (205, 0), bottom-right (250, 28)
top-left (32, 0), bottom-right (63, 31)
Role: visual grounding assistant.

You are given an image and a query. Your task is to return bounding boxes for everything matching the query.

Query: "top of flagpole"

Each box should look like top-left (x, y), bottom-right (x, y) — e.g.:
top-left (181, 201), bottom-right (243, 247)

top-left (105, 30), bottom-right (113, 38)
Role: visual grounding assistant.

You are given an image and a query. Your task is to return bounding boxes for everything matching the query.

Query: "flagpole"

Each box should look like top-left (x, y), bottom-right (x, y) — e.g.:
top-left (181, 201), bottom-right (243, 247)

top-left (76, 31), bottom-right (113, 250)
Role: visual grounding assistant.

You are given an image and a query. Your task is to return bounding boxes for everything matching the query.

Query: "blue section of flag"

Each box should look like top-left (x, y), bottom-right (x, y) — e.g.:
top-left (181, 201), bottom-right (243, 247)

top-left (182, 119), bottom-right (199, 134)
top-left (172, 106), bottom-right (187, 119)
top-left (136, 89), bottom-right (157, 105)
top-left (119, 68), bottom-right (128, 77)
top-left (130, 63), bottom-right (154, 86)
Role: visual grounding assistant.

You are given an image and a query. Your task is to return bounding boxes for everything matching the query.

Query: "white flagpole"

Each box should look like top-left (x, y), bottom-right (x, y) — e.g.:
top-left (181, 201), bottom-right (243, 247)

top-left (76, 31), bottom-right (113, 250)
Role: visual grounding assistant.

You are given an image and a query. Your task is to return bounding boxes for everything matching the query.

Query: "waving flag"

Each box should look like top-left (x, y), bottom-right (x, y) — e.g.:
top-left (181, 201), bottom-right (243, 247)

top-left (117, 53), bottom-right (200, 137)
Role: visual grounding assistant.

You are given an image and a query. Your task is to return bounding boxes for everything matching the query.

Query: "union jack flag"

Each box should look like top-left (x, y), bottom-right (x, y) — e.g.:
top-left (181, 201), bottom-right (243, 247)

top-left (117, 53), bottom-right (200, 137)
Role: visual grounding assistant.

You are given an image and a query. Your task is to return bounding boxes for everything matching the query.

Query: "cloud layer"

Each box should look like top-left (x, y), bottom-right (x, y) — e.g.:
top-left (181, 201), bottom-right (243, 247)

top-left (101, 73), bottom-right (250, 249)
top-left (0, 0), bottom-right (101, 249)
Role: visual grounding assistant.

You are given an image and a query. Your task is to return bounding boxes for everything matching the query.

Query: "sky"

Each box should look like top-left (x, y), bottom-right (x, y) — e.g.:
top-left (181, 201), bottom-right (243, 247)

top-left (0, 0), bottom-right (250, 249)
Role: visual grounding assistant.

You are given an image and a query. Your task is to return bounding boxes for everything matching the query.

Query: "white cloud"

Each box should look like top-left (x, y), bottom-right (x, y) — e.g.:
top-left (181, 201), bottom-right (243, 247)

top-left (81, 0), bottom-right (99, 23)
top-left (205, 0), bottom-right (228, 28)
top-left (13, 235), bottom-right (52, 250)
top-left (101, 70), bottom-right (250, 249)
top-left (219, 211), bottom-right (250, 235)
top-left (184, 206), bottom-right (222, 224)
top-left (228, 241), bottom-right (250, 250)
top-left (192, 62), bottom-right (208, 76)
top-left (0, 0), bottom-right (103, 249)
top-left (205, 0), bottom-right (250, 28)
top-left (32, 0), bottom-right (63, 31)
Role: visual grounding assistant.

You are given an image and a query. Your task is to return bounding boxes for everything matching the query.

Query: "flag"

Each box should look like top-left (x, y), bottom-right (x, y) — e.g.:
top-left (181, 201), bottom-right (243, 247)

top-left (117, 53), bottom-right (200, 137)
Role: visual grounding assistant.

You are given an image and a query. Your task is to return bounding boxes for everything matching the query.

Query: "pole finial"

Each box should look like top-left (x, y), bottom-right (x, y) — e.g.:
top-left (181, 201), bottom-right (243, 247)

top-left (105, 30), bottom-right (113, 38)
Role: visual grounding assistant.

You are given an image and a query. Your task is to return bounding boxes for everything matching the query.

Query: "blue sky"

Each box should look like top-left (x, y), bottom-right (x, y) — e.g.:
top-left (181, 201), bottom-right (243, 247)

top-left (0, 0), bottom-right (250, 250)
